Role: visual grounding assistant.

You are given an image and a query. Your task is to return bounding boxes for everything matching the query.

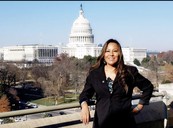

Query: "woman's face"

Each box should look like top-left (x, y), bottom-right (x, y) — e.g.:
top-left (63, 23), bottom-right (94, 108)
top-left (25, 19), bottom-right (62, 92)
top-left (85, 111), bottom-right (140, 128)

top-left (104, 42), bottom-right (120, 66)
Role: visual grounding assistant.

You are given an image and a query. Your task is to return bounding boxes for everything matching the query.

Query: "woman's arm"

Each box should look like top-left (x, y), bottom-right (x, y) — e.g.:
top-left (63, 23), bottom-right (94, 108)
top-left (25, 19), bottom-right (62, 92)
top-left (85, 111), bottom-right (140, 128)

top-left (131, 66), bottom-right (154, 105)
top-left (79, 73), bottom-right (95, 124)
top-left (80, 101), bottom-right (90, 124)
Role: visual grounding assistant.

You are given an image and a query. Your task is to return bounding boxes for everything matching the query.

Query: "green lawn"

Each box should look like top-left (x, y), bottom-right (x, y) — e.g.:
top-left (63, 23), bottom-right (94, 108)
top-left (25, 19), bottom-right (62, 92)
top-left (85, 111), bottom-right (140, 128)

top-left (31, 94), bottom-right (79, 106)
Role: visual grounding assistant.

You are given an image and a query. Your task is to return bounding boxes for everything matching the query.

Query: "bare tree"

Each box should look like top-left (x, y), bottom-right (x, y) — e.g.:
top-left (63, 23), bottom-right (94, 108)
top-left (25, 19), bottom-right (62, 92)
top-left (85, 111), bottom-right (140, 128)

top-left (31, 65), bottom-right (49, 83)
top-left (162, 64), bottom-right (173, 82)
top-left (0, 68), bottom-right (16, 87)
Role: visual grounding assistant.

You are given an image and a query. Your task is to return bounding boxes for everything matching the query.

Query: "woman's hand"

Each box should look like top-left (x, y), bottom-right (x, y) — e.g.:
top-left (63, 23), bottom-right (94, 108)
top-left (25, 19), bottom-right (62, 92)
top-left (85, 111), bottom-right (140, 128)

top-left (80, 101), bottom-right (90, 125)
top-left (132, 104), bottom-right (143, 113)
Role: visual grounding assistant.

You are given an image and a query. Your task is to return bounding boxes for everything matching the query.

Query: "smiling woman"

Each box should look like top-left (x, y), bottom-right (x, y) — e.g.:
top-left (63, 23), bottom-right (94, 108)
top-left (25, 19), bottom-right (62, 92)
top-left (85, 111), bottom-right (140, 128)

top-left (79, 38), bottom-right (154, 128)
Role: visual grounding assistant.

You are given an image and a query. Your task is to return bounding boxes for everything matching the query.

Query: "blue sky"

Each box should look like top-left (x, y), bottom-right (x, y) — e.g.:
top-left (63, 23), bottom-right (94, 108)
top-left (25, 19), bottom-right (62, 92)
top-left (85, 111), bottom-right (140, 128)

top-left (0, 1), bottom-right (173, 52)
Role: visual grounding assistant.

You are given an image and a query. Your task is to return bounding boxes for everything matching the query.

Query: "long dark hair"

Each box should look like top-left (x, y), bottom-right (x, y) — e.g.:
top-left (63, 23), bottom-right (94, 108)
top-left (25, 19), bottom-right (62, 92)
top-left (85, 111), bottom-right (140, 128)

top-left (90, 39), bottom-right (128, 93)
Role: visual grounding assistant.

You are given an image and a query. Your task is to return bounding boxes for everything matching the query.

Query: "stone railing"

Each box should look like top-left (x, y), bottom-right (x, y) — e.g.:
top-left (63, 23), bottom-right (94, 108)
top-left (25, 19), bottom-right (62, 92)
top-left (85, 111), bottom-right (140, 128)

top-left (0, 92), bottom-right (172, 128)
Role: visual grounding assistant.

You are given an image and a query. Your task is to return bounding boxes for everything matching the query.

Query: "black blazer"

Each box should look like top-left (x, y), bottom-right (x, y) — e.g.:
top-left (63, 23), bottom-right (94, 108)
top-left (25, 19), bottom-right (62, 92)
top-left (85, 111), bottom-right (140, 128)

top-left (79, 65), bottom-right (154, 128)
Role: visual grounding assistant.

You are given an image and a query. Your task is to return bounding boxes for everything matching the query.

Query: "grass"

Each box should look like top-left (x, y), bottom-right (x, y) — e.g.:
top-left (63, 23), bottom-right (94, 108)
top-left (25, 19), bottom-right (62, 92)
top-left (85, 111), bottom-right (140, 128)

top-left (31, 94), bottom-right (79, 106)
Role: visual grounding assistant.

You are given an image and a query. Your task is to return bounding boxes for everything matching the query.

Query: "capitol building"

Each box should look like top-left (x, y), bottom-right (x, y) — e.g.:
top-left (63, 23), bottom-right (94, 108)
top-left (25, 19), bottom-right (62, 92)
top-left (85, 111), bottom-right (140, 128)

top-left (0, 4), bottom-right (147, 64)
top-left (61, 5), bottom-right (101, 59)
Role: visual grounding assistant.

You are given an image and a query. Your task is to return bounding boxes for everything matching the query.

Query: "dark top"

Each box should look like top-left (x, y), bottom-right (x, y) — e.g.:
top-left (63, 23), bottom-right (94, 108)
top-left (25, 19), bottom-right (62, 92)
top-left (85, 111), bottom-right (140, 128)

top-left (106, 77), bottom-right (113, 94)
top-left (79, 65), bottom-right (154, 128)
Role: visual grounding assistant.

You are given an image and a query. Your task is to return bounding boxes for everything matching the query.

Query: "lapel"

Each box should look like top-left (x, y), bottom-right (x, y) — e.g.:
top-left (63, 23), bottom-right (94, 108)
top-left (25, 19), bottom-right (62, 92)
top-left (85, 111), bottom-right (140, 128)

top-left (95, 65), bottom-right (110, 94)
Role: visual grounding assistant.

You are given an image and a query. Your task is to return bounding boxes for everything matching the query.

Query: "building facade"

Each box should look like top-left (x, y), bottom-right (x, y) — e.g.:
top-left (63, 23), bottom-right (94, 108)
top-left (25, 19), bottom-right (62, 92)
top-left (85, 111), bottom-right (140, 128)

top-left (123, 47), bottom-right (147, 64)
top-left (3, 44), bottom-right (59, 63)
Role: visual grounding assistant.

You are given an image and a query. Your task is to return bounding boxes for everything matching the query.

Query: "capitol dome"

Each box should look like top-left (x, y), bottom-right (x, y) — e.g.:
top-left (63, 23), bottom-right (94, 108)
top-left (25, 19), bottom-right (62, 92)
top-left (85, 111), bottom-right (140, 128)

top-left (68, 4), bottom-right (95, 47)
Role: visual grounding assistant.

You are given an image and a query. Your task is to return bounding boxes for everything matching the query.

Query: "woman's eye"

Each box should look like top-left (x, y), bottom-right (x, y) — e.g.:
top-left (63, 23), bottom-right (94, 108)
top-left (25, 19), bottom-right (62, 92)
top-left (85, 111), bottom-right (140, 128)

top-left (105, 50), bottom-right (118, 53)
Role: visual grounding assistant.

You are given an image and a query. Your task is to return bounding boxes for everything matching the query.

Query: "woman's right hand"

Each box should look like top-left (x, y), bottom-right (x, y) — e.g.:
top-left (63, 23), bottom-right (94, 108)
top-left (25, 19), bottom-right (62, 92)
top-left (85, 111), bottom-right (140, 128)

top-left (80, 101), bottom-right (90, 125)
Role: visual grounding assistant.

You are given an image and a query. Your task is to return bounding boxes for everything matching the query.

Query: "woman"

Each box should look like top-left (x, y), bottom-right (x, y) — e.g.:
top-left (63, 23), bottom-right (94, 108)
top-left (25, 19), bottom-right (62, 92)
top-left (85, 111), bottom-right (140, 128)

top-left (79, 39), bottom-right (154, 128)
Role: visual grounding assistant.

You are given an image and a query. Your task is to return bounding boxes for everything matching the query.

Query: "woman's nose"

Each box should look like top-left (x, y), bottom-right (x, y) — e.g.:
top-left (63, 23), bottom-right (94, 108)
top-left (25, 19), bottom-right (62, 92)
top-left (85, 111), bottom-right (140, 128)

top-left (110, 51), bottom-right (114, 55)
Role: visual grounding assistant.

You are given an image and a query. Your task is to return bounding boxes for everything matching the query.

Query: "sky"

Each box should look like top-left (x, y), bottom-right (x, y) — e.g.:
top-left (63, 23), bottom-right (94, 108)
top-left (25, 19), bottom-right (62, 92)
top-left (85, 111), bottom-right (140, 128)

top-left (0, 1), bottom-right (173, 52)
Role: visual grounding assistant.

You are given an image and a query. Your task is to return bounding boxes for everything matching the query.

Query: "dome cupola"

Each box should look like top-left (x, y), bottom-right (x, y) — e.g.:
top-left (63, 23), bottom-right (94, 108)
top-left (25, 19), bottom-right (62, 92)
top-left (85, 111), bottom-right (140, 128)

top-left (68, 4), bottom-right (94, 47)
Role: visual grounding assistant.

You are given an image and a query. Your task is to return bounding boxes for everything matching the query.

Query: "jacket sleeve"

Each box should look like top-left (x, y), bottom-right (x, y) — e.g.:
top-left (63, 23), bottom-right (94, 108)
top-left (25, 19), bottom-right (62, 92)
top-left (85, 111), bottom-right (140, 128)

top-left (79, 72), bottom-right (95, 105)
top-left (131, 66), bottom-right (154, 105)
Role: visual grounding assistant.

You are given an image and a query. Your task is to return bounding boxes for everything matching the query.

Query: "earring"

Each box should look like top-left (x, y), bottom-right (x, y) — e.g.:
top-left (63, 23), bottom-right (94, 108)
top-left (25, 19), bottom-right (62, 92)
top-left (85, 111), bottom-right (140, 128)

top-left (103, 60), bottom-right (107, 65)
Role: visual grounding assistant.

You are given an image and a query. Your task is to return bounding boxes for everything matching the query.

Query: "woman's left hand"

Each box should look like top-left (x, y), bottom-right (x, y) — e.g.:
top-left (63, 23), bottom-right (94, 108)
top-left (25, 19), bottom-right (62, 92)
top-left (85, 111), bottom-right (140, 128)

top-left (132, 104), bottom-right (143, 113)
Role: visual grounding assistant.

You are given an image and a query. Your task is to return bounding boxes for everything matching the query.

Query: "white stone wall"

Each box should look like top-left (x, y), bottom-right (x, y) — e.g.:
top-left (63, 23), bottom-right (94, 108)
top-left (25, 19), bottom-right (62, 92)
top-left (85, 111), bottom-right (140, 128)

top-left (3, 46), bottom-right (26, 61)
top-left (122, 47), bottom-right (147, 64)
top-left (3, 45), bottom-right (59, 63)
